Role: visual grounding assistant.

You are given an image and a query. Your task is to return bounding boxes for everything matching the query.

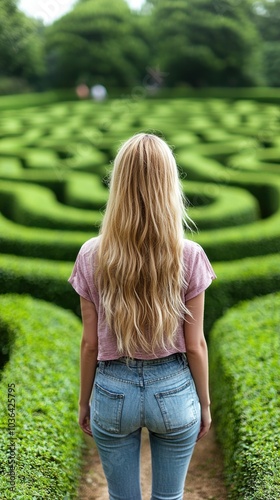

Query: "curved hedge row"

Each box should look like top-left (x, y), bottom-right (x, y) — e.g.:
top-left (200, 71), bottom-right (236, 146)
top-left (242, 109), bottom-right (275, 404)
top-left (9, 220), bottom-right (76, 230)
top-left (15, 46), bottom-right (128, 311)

top-left (1, 251), bottom-right (280, 335)
top-left (0, 294), bottom-right (84, 499)
top-left (209, 292), bottom-right (280, 499)
top-left (0, 177), bottom-right (259, 233)
top-left (183, 181), bottom-right (259, 230)
top-left (1, 94), bottom-right (280, 499)
top-left (205, 252), bottom-right (280, 332)
top-left (0, 163), bottom-right (108, 209)
top-left (178, 153), bottom-right (280, 260)
top-left (0, 181), bottom-right (103, 231)
top-left (229, 149), bottom-right (280, 176)
top-left (0, 213), bottom-right (89, 261)
top-left (0, 90), bottom-right (77, 110)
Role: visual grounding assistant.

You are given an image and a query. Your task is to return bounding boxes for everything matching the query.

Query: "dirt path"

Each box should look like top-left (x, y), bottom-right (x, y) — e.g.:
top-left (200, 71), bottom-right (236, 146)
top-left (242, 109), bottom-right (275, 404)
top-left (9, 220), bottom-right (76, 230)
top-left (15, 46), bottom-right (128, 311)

top-left (78, 426), bottom-right (228, 499)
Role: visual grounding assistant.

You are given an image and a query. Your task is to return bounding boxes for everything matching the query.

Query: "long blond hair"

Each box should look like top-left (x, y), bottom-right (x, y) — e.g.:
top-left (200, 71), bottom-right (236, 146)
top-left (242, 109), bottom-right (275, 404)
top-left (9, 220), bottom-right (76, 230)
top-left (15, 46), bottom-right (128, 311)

top-left (95, 133), bottom-right (191, 357)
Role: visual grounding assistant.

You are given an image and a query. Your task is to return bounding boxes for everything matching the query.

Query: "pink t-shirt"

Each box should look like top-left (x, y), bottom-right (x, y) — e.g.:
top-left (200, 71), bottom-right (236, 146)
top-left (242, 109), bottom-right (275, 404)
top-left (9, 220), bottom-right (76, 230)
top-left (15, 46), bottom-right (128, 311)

top-left (68, 236), bottom-right (216, 360)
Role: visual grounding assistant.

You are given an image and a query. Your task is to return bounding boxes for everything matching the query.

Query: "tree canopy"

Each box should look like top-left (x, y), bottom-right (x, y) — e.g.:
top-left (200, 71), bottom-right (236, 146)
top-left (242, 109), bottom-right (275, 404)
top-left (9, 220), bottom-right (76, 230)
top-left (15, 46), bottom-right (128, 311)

top-left (0, 0), bottom-right (45, 87)
top-left (0, 0), bottom-right (280, 91)
top-left (44, 0), bottom-right (150, 88)
top-left (254, 0), bottom-right (280, 86)
top-left (149, 0), bottom-right (263, 87)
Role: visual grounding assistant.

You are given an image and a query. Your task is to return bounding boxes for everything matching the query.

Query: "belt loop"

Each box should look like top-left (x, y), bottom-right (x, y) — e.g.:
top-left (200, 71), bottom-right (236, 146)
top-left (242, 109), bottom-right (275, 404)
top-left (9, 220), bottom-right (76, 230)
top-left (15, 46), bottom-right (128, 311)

top-left (98, 361), bottom-right (105, 373)
top-left (182, 352), bottom-right (188, 366)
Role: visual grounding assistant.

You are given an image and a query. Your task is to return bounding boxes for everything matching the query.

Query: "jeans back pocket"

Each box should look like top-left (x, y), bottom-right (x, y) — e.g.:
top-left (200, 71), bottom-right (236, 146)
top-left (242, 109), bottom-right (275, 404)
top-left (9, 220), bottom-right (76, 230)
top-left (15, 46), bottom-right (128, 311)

top-left (92, 383), bottom-right (125, 434)
top-left (155, 380), bottom-right (198, 432)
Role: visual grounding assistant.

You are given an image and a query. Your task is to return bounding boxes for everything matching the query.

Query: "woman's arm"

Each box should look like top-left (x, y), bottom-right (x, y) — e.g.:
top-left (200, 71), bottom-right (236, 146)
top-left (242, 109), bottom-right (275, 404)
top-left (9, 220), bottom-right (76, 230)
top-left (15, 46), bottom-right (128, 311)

top-left (184, 291), bottom-right (211, 440)
top-left (79, 296), bottom-right (98, 436)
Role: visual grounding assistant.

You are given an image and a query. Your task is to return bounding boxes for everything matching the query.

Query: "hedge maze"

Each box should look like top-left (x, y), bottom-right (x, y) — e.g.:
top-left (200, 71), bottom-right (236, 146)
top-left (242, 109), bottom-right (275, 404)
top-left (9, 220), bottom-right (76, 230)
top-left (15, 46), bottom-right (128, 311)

top-left (0, 94), bottom-right (279, 499)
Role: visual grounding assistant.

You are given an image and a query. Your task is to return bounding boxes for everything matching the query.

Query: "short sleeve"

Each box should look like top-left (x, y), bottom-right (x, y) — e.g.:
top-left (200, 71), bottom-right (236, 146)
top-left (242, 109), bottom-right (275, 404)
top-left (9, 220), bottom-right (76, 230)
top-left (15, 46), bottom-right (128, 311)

top-left (184, 243), bottom-right (216, 302)
top-left (68, 246), bottom-right (93, 302)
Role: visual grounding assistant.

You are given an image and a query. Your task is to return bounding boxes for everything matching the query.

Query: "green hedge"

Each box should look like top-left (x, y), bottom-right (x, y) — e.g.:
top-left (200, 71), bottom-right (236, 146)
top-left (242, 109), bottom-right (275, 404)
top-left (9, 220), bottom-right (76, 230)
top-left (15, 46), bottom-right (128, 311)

top-left (1, 251), bottom-right (280, 335)
top-left (0, 294), bottom-right (84, 499)
top-left (177, 152), bottom-right (280, 217)
top-left (205, 252), bottom-right (280, 333)
top-left (0, 155), bottom-right (257, 227)
top-left (0, 212), bottom-right (90, 261)
top-left (0, 254), bottom-right (77, 313)
top-left (154, 87), bottom-right (280, 103)
top-left (0, 166), bottom-right (107, 208)
top-left (0, 90), bottom-right (77, 110)
top-left (61, 172), bottom-right (108, 210)
top-left (0, 181), bottom-right (103, 231)
top-left (178, 153), bottom-right (280, 260)
top-left (0, 174), bottom-right (258, 233)
top-left (0, 177), bottom-right (262, 259)
top-left (229, 150), bottom-right (280, 176)
top-left (183, 181), bottom-right (259, 230)
top-left (209, 292), bottom-right (280, 499)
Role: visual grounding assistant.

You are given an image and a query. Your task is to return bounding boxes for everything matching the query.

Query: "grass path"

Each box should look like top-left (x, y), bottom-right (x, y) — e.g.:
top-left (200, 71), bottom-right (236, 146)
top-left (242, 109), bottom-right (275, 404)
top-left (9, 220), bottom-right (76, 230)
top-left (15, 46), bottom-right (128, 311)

top-left (78, 426), bottom-right (228, 499)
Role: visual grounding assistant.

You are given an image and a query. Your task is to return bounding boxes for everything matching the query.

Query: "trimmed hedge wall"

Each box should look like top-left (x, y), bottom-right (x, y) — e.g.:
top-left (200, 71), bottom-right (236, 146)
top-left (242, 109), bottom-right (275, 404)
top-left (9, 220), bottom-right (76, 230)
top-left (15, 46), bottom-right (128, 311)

top-left (209, 292), bottom-right (280, 499)
top-left (205, 252), bottom-right (280, 333)
top-left (0, 90), bottom-right (77, 110)
top-left (0, 176), bottom-right (259, 233)
top-left (183, 181), bottom-right (259, 230)
top-left (0, 182), bottom-right (263, 261)
top-left (1, 251), bottom-right (280, 335)
top-left (1, 94), bottom-right (280, 498)
top-left (0, 181), bottom-right (103, 231)
top-left (178, 153), bottom-right (280, 260)
top-left (0, 214), bottom-right (90, 261)
top-left (0, 254), bottom-right (79, 316)
top-left (154, 87), bottom-right (280, 103)
top-left (0, 294), bottom-right (84, 499)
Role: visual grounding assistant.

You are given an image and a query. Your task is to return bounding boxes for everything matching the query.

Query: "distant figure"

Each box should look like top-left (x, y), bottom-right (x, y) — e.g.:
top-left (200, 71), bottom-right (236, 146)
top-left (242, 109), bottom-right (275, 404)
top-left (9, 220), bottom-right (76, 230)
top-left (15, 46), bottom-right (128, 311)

top-left (75, 84), bottom-right (90, 99)
top-left (90, 84), bottom-right (107, 102)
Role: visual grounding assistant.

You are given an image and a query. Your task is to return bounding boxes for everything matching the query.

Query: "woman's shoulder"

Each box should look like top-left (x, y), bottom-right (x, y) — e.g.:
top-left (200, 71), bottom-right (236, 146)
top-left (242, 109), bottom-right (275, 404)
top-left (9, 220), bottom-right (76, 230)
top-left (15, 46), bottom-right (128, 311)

top-left (183, 238), bottom-right (203, 255)
top-left (79, 235), bottom-right (101, 256)
top-left (182, 238), bottom-right (210, 267)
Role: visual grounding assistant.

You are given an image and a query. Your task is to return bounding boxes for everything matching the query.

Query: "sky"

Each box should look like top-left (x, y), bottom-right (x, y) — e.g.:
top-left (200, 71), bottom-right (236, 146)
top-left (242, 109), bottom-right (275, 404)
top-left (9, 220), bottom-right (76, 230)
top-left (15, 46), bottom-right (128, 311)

top-left (18, 0), bottom-right (146, 25)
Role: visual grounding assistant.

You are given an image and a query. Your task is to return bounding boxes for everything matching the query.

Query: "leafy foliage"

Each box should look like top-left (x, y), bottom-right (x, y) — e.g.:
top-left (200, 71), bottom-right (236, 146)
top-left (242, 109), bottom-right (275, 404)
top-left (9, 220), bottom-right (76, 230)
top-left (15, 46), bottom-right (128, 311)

top-left (146, 0), bottom-right (263, 87)
top-left (1, 0), bottom-right (280, 90)
top-left (0, 294), bottom-right (84, 499)
top-left (0, 88), bottom-right (280, 497)
top-left (44, 0), bottom-right (150, 88)
top-left (209, 292), bottom-right (280, 499)
top-left (0, 0), bottom-right (45, 86)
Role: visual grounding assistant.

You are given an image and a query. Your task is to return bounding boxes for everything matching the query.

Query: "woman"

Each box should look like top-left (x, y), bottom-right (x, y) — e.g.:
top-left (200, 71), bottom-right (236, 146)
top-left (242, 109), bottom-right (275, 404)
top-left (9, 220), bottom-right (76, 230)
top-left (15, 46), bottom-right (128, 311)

top-left (69, 133), bottom-right (216, 500)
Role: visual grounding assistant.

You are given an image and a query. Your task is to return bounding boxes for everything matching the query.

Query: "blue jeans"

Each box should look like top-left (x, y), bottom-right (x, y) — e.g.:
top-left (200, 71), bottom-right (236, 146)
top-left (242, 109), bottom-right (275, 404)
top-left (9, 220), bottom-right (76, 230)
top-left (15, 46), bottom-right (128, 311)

top-left (90, 353), bottom-right (201, 500)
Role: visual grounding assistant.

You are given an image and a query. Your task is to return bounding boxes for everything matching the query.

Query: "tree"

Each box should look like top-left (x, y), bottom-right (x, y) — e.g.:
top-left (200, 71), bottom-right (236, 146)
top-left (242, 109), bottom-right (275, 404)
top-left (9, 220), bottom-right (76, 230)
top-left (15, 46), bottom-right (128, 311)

top-left (0, 0), bottom-right (45, 88)
top-left (253, 0), bottom-right (280, 86)
top-left (45, 0), bottom-right (150, 88)
top-left (148, 0), bottom-right (264, 87)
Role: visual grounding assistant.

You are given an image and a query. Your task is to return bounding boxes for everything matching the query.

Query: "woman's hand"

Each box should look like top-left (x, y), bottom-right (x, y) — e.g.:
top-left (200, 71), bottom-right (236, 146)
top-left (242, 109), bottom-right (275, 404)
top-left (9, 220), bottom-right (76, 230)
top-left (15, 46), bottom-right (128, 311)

top-left (79, 404), bottom-right (93, 436)
top-left (197, 405), bottom-right (212, 441)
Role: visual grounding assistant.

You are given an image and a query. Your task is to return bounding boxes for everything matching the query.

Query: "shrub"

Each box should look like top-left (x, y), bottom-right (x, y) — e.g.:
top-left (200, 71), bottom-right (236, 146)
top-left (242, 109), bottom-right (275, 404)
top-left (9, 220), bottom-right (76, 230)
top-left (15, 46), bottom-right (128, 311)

top-left (153, 87), bottom-right (280, 103)
top-left (0, 254), bottom-right (77, 314)
top-left (0, 212), bottom-right (88, 261)
top-left (0, 294), bottom-right (85, 499)
top-left (64, 172), bottom-right (108, 210)
top-left (204, 252), bottom-right (280, 333)
top-left (0, 90), bottom-right (76, 110)
top-left (184, 181), bottom-right (259, 230)
top-left (0, 181), bottom-right (103, 231)
top-left (209, 292), bottom-right (280, 499)
top-left (178, 152), bottom-right (280, 260)
top-left (1, 251), bottom-right (280, 335)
